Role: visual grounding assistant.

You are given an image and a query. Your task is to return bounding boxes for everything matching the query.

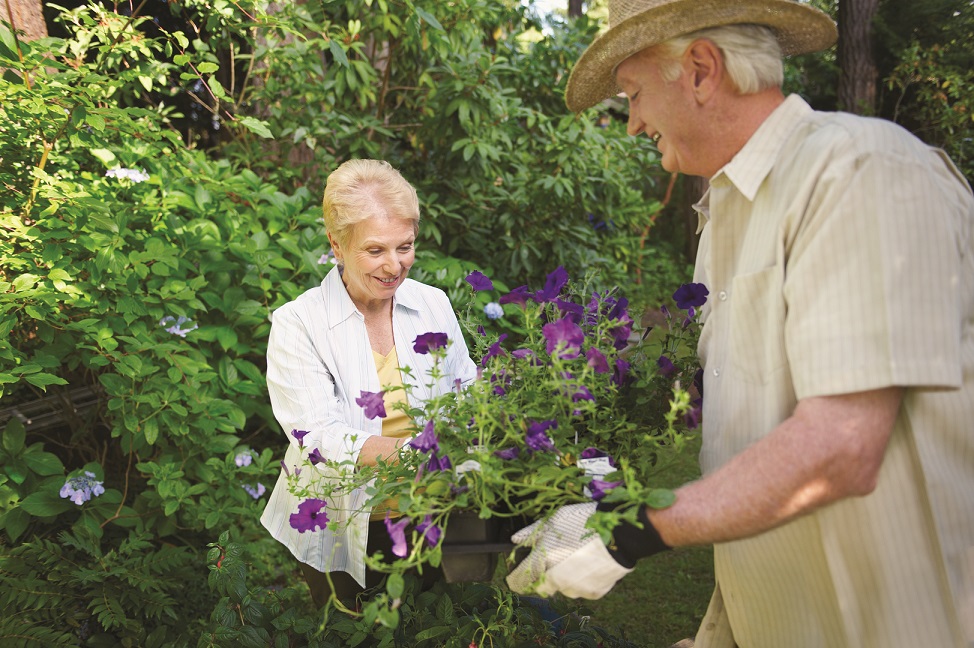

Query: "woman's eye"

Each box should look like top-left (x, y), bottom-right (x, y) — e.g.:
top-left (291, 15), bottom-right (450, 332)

top-left (398, 245), bottom-right (413, 253)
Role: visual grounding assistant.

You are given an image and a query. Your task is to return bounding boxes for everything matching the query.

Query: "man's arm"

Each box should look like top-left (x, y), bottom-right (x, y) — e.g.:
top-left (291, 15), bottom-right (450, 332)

top-left (649, 386), bottom-right (903, 547)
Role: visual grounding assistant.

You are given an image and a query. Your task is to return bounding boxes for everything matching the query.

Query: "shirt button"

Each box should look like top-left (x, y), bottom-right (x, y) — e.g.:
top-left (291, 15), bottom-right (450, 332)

top-left (718, 290), bottom-right (728, 301)
top-left (713, 368), bottom-right (720, 377)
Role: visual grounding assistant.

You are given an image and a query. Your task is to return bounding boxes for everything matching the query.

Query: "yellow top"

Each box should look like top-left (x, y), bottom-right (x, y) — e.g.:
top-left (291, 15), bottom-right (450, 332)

top-left (371, 346), bottom-right (411, 521)
top-left (373, 346), bottom-right (411, 438)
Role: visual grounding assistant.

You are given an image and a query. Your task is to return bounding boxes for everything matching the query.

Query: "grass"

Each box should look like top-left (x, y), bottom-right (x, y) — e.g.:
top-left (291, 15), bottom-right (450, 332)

top-left (581, 434), bottom-right (714, 647)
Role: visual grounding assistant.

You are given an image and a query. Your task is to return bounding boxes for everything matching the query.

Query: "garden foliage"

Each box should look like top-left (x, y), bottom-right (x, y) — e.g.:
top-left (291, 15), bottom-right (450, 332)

top-left (0, 1), bottom-right (688, 645)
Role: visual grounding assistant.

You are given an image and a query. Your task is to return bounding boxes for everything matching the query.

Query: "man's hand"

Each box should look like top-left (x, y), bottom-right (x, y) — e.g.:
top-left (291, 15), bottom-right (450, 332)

top-left (505, 502), bottom-right (633, 599)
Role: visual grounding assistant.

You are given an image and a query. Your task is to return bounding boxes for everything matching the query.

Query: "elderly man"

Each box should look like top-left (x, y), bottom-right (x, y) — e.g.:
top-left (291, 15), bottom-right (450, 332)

top-left (507, 1), bottom-right (974, 647)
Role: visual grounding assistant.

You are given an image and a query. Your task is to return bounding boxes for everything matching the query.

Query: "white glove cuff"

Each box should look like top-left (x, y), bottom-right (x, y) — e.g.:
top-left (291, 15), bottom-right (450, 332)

top-left (533, 536), bottom-right (634, 599)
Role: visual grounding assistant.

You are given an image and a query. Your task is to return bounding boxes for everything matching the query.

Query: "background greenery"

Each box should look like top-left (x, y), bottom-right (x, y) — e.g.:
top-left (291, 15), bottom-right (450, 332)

top-left (1, 0), bottom-right (972, 645)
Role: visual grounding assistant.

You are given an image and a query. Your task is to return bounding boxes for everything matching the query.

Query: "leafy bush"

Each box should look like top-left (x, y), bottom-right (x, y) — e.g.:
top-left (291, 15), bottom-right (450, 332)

top-left (0, 1), bottom-right (690, 644)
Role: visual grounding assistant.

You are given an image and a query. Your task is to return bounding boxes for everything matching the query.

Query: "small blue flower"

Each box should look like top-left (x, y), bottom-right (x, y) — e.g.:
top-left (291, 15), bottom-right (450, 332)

top-left (484, 302), bottom-right (503, 320)
top-left (159, 315), bottom-right (198, 337)
top-left (242, 482), bottom-right (266, 499)
top-left (59, 471), bottom-right (105, 505)
top-left (234, 451), bottom-right (253, 467)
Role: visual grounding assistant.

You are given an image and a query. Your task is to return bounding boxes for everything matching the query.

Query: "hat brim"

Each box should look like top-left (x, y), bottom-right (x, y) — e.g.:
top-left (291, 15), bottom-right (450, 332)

top-left (565, 0), bottom-right (838, 113)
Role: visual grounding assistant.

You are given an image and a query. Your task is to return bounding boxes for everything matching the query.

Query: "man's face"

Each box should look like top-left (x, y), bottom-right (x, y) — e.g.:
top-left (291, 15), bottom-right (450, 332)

top-left (616, 48), bottom-right (696, 175)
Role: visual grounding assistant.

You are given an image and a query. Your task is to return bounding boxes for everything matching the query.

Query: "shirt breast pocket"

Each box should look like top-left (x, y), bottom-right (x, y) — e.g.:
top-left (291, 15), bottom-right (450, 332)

top-left (728, 266), bottom-right (788, 385)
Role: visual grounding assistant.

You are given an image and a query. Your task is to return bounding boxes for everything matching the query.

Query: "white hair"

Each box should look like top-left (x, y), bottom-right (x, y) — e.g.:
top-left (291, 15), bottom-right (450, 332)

top-left (654, 24), bottom-right (784, 94)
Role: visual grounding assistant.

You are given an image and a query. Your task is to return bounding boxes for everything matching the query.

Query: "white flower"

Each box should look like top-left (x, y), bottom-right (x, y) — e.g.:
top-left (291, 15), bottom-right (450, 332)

top-left (105, 166), bottom-right (150, 183)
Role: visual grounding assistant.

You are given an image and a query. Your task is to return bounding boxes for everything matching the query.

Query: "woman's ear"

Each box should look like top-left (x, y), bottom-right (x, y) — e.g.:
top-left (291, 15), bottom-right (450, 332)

top-left (683, 38), bottom-right (724, 103)
top-left (326, 232), bottom-right (342, 263)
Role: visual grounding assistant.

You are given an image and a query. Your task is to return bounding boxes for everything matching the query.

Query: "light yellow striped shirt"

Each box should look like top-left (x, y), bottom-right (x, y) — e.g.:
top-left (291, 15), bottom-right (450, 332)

top-left (692, 95), bottom-right (974, 648)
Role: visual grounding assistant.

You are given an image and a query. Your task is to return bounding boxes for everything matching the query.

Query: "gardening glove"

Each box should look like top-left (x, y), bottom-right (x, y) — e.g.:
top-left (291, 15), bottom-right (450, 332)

top-left (506, 501), bottom-right (671, 599)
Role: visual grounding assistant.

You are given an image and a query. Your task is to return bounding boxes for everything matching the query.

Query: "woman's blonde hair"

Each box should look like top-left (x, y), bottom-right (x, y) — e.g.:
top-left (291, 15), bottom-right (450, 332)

top-left (654, 24), bottom-right (784, 95)
top-left (322, 159), bottom-right (420, 247)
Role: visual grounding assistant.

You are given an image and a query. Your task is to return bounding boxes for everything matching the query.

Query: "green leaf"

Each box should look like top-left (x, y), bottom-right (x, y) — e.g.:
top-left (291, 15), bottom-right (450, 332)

top-left (198, 61), bottom-right (219, 74)
top-left (327, 39), bottom-right (349, 67)
top-left (238, 116), bottom-right (273, 139)
top-left (386, 573), bottom-right (404, 599)
top-left (2, 507), bottom-right (30, 542)
top-left (414, 7), bottom-right (444, 31)
top-left (23, 451), bottom-right (65, 476)
top-left (3, 418), bottom-right (25, 454)
top-left (24, 373), bottom-right (68, 389)
top-left (20, 490), bottom-right (73, 517)
top-left (89, 148), bottom-right (117, 165)
top-left (646, 488), bottom-right (676, 509)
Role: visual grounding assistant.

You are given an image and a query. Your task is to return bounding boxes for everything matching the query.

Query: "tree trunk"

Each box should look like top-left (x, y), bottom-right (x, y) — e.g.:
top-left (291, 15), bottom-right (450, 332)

top-left (0, 0), bottom-right (48, 41)
top-left (568, 0), bottom-right (584, 18)
top-left (837, 0), bottom-right (879, 114)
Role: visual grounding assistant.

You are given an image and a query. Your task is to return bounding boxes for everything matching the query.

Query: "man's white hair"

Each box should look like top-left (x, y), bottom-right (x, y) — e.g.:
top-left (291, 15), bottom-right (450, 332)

top-left (654, 24), bottom-right (784, 94)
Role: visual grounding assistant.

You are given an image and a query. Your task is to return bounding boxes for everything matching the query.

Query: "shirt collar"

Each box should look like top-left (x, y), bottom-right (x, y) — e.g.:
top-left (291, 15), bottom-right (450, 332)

top-left (694, 94), bottom-right (814, 231)
top-left (321, 265), bottom-right (423, 329)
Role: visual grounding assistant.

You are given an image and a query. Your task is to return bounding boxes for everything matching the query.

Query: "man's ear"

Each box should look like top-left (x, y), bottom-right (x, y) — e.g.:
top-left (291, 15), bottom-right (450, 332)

top-left (683, 39), bottom-right (724, 103)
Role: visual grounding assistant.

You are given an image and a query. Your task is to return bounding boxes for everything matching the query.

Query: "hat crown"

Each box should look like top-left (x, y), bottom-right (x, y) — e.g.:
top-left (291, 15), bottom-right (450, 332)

top-left (609, 0), bottom-right (672, 28)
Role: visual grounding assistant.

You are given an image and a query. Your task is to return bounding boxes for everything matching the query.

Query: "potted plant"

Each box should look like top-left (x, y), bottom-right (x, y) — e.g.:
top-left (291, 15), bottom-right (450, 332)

top-left (284, 267), bottom-right (706, 624)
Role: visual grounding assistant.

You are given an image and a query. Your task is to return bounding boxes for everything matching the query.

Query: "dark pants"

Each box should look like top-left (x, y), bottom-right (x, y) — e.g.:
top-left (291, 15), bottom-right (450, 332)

top-left (299, 519), bottom-right (443, 608)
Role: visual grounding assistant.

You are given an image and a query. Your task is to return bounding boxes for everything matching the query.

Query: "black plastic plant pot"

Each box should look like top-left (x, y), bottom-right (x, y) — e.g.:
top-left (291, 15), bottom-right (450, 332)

top-left (439, 511), bottom-right (520, 583)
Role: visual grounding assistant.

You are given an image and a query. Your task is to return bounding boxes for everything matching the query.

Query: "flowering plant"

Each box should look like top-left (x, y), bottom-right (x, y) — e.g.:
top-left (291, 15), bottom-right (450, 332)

top-left (285, 267), bottom-right (705, 623)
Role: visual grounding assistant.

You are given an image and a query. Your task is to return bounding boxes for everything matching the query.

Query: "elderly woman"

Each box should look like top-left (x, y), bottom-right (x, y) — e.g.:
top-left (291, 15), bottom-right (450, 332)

top-left (260, 159), bottom-right (477, 606)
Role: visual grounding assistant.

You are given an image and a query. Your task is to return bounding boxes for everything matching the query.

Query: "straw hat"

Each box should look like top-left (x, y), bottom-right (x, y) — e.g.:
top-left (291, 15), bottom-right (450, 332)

top-left (565, 0), bottom-right (837, 112)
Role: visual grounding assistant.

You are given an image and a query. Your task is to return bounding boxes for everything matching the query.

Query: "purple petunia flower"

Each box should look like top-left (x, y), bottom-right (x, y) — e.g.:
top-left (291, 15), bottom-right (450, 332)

top-left (425, 452), bottom-right (453, 472)
top-left (572, 385), bottom-right (595, 403)
top-left (307, 448), bottom-right (325, 465)
top-left (289, 498), bottom-right (329, 533)
top-left (409, 420), bottom-right (440, 454)
top-left (542, 317), bottom-right (584, 359)
top-left (465, 271), bottom-right (494, 292)
top-left (494, 446), bottom-right (520, 460)
top-left (589, 479), bottom-right (623, 501)
top-left (554, 298), bottom-right (584, 323)
top-left (499, 285), bottom-right (532, 307)
top-left (384, 514), bottom-right (410, 558)
top-left (660, 304), bottom-right (671, 319)
top-left (526, 419), bottom-right (557, 453)
top-left (657, 355), bottom-right (676, 377)
top-left (413, 331), bottom-right (449, 355)
top-left (684, 405), bottom-right (702, 430)
top-left (613, 358), bottom-right (631, 387)
top-left (243, 482), bottom-right (266, 499)
top-left (415, 514), bottom-right (442, 548)
top-left (291, 429), bottom-right (311, 447)
top-left (477, 325), bottom-right (487, 336)
top-left (484, 302), bottom-right (504, 320)
top-left (481, 334), bottom-right (508, 366)
top-left (586, 347), bottom-right (610, 373)
top-left (673, 283), bottom-right (709, 310)
top-left (534, 266), bottom-right (569, 303)
top-left (512, 348), bottom-right (536, 361)
top-left (580, 447), bottom-right (615, 465)
top-left (356, 390), bottom-right (387, 420)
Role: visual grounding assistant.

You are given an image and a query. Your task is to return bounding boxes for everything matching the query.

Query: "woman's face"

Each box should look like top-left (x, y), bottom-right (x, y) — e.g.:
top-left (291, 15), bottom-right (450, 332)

top-left (329, 214), bottom-right (416, 310)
